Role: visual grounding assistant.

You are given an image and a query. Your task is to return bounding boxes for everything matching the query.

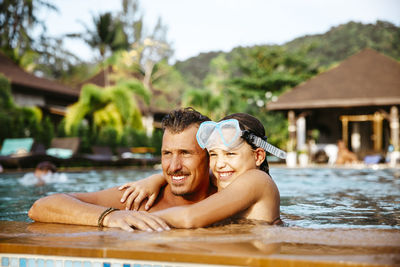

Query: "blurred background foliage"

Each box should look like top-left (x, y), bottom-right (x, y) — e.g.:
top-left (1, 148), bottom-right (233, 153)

top-left (1, 0), bottom-right (399, 153)
top-left (0, 74), bottom-right (54, 146)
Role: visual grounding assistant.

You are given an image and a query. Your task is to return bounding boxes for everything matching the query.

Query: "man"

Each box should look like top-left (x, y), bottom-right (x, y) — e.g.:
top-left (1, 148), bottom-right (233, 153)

top-left (28, 108), bottom-right (216, 232)
top-left (335, 140), bottom-right (358, 164)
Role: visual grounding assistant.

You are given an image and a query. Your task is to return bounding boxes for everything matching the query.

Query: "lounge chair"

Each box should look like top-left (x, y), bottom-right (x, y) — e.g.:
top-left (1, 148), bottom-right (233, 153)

top-left (80, 146), bottom-right (117, 166)
top-left (116, 146), bottom-right (160, 166)
top-left (46, 137), bottom-right (80, 159)
top-left (0, 138), bottom-right (34, 168)
top-left (15, 142), bottom-right (50, 168)
top-left (0, 138), bottom-right (34, 156)
top-left (43, 137), bottom-right (81, 166)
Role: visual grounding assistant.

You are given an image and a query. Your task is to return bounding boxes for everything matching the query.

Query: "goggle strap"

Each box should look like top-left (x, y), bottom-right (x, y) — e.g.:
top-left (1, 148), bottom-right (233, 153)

top-left (250, 135), bottom-right (287, 159)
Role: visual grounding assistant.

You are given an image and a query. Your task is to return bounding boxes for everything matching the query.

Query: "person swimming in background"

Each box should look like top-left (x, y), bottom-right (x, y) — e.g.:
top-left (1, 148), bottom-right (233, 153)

top-left (19, 161), bottom-right (68, 186)
top-left (34, 161), bottom-right (57, 185)
top-left (119, 113), bottom-right (285, 227)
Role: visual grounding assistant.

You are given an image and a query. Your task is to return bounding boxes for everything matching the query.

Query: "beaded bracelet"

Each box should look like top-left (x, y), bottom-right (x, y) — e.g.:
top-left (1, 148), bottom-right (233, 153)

top-left (97, 207), bottom-right (119, 227)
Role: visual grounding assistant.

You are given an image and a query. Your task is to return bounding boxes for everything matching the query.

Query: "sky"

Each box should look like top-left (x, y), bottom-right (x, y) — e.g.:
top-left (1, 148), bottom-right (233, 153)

top-left (40, 0), bottom-right (400, 63)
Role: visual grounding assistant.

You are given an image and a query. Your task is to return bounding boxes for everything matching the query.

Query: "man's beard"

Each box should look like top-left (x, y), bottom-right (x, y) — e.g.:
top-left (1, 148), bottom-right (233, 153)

top-left (171, 190), bottom-right (193, 197)
top-left (168, 170), bottom-right (193, 196)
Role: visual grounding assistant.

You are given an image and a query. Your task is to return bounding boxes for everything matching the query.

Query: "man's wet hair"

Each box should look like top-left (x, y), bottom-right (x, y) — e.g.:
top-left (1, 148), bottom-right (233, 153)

top-left (162, 107), bottom-right (210, 133)
top-left (36, 161), bottom-right (57, 173)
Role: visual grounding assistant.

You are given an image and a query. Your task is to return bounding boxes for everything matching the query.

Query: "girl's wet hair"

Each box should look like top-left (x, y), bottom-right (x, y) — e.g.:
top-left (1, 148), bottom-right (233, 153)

top-left (162, 107), bottom-right (210, 133)
top-left (221, 113), bottom-right (270, 175)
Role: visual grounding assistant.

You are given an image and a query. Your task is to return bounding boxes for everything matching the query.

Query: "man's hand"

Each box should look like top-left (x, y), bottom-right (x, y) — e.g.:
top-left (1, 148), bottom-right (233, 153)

top-left (103, 210), bottom-right (170, 232)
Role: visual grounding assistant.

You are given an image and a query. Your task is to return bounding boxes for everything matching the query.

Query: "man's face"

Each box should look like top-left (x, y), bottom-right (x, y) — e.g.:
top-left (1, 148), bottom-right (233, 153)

top-left (161, 124), bottom-right (210, 196)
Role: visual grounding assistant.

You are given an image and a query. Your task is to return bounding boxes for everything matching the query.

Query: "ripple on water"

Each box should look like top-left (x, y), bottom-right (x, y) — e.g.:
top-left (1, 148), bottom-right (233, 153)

top-left (1, 168), bottom-right (400, 229)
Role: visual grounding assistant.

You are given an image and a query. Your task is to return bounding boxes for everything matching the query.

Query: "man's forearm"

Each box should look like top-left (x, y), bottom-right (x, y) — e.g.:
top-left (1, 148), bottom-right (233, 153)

top-left (28, 193), bottom-right (107, 226)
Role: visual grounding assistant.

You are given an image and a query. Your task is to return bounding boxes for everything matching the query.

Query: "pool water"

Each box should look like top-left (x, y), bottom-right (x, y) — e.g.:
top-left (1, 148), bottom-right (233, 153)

top-left (0, 167), bottom-right (399, 229)
top-left (274, 167), bottom-right (400, 229)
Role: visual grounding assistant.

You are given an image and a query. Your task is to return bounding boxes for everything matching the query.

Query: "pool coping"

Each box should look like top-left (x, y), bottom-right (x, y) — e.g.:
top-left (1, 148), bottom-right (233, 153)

top-left (1, 221), bottom-right (399, 267)
top-left (1, 243), bottom-right (391, 267)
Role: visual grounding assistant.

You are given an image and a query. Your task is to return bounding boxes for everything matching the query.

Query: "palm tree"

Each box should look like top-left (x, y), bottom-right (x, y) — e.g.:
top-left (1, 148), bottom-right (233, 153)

top-left (76, 12), bottom-right (129, 86)
top-left (0, 0), bottom-right (57, 62)
top-left (86, 13), bottom-right (123, 58)
top-left (64, 79), bottom-right (150, 140)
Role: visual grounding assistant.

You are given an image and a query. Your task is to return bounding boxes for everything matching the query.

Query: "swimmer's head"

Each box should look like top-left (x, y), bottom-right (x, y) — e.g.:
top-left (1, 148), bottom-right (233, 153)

top-left (36, 161), bottom-right (57, 172)
top-left (34, 161), bottom-right (57, 179)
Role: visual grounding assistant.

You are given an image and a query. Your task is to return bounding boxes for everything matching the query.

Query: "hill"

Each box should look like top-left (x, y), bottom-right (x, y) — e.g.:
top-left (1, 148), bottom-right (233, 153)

top-left (174, 20), bottom-right (400, 88)
top-left (284, 20), bottom-right (400, 66)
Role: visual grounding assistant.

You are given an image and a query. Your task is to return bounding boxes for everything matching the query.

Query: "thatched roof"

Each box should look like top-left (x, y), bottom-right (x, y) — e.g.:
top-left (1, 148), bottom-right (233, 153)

top-left (0, 52), bottom-right (79, 98)
top-left (267, 49), bottom-right (400, 111)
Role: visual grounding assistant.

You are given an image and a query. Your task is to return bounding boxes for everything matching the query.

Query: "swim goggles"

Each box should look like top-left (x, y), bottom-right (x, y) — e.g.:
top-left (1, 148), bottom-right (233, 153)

top-left (196, 119), bottom-right (287, 159)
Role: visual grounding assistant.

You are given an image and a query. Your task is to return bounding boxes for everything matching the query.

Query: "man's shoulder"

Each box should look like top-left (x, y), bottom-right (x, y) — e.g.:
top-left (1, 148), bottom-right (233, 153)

top-left (146, 185), bottom-right (170, 212)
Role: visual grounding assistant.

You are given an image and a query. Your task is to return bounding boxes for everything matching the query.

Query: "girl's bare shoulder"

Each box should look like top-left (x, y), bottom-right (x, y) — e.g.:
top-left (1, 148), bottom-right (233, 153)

top-left (235, 169), bottom-right (273, 186)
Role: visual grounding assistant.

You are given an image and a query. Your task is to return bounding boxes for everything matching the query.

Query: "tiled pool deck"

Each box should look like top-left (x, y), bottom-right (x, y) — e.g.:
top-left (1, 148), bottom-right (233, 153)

top-left (0, 221), bottom-right (399, 267)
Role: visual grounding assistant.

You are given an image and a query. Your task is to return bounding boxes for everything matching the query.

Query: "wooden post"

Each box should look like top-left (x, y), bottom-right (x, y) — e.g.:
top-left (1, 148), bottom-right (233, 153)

top-left (373, 112), bottom-right (383, 152)
top-left (296, 116), bottom-right (306, 151)
top-left (288, 110), bottom-right (296, 152)
top-left (341, 117), bottom-right (349, 148)
top-left (389, 106), bottom-right (400, 166)
top-left (390, 106), bottom-right (399, 151)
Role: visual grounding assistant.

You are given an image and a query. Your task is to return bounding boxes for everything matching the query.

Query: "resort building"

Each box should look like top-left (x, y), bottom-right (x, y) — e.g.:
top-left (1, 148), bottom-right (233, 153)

top-left (0, 52), bottom-right (79, 123)
top-left (268, 49), bottom-right (400, 164)
top-left (0, 53), bottom-right (175, 137)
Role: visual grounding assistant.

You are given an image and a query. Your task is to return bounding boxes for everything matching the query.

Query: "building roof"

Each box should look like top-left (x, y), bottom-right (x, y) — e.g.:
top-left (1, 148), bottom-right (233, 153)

top-left (267, 49), bottom-right (400, 111)
top-left (0, 52), bottom-right (79, 98)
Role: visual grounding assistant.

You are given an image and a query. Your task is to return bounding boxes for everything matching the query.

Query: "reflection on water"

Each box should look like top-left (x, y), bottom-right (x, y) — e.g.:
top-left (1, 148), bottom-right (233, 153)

top-left (273, 167), bottom-right (400, 229)
top-left (0, 167), bottom-right (399, 229)
top-left (0, 169), bottom-right (157, 222)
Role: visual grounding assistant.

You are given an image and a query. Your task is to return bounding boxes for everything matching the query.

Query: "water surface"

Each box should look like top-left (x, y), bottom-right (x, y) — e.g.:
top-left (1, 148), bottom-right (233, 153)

top-left (0, 167), bottom-right (399, 229)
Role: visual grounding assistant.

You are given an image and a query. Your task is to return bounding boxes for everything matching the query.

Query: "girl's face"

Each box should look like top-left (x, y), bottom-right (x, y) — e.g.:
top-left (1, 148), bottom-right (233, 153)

top-left (208, 142), bottom-right (265, 189)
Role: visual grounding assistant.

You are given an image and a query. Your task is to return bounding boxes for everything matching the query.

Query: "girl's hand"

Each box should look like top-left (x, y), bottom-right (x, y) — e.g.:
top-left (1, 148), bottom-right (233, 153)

top-left (118, 173), bottom-right (166, 211)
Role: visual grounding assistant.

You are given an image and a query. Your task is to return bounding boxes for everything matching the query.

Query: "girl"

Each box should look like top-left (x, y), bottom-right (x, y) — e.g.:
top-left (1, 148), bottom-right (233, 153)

top-left (120, 113), bottom-right (285, 227)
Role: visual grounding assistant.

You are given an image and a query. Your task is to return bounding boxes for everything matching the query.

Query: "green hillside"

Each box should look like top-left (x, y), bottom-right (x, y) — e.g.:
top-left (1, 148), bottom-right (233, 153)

top-left (175, 20), bottom-right (400, 88)
top-left (284, 20), bottom-right (400, 66)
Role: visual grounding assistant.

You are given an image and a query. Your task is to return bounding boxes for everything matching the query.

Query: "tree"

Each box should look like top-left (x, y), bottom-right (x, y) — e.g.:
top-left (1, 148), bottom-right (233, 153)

top-left (116, 0), bottom-right (173, 89)
top-left (64, 80), bottom-right (150, 143)
top-left (183, 54), bottom-right (247, 120)
top-left (85, 12), bottom-right (129, 59)
top-left (72, 0), bottom-right (172, 88)
top-left (120, 0), bottom-right (144, 45)
top-left (0, 74), bottom-right (54, 145)
top-left (150, 60), bottom-right (186, 110)
top-left (228, 46), bottom-right (317, 94)
top-left (0, 0), bottom-right (89, 83)
top-left (76, 12), bottom-right (129, 86)
top-left (0, 0), bottom-right (56, 61)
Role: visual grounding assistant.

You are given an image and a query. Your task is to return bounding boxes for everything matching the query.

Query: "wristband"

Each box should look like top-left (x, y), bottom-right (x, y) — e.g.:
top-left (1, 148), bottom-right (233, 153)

top-left (97, 207), bottom-right (119, 227)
